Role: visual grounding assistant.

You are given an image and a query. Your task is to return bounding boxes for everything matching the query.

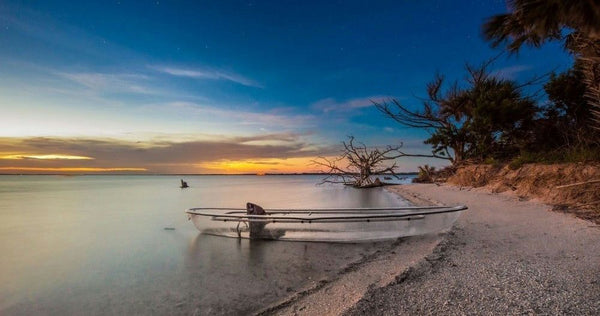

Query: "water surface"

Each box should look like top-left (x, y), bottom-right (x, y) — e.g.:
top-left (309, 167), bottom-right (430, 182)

top-left (0, 175), bottom-right (411, 315)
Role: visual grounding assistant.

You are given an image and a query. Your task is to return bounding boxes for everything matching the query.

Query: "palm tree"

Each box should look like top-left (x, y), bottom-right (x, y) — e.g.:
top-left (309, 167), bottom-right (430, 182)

top-left (483, 0), bottom-right (600, 129)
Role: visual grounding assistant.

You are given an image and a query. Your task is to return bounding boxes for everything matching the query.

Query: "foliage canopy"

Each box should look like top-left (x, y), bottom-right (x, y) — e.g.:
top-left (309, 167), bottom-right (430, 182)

top-left (377, 60), bottom-right (599, 166)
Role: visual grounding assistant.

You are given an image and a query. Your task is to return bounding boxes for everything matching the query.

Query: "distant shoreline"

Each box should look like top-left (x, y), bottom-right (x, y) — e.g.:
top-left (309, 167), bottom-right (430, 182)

top-left (0, 172), bottom-right (419, 176)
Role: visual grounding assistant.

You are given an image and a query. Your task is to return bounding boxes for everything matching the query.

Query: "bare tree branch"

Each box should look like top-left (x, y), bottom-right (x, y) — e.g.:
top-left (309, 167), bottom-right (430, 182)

top-left (312, 136), bottom-right (448, 188)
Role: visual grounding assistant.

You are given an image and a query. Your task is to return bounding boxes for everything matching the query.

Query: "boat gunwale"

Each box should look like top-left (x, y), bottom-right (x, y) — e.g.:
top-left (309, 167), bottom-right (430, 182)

top-left (186, 205), bottom-right (467, 222)
top-left (187, 205), bottom-right (463, 213)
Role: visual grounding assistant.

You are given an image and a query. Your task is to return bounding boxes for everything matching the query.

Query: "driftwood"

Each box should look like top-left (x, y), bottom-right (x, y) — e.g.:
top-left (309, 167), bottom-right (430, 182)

top-left (555, 179), bottom-right (600, 189)
top-left (312, 136), bottom-right (439, 188)
top-left (180, 179), bottom-right (189, 188)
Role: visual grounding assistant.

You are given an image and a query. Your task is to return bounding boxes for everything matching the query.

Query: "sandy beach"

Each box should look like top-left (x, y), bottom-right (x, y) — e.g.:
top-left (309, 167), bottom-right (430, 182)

top-left (266, 183), bottom-right (600, 315)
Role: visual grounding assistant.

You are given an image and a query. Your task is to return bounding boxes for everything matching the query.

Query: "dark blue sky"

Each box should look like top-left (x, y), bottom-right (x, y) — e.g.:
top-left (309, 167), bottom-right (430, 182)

top-left (0, 1), bottom-right (573, 173)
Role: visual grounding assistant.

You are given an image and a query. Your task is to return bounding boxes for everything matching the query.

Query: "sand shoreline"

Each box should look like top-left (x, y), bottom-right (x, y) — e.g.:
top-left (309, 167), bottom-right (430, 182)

top-left (255, 185), bottom-right (449, 315)
top-left (257, 235), bottom-right (442, 315)
top-left (265, 183), bottom-right (600, 315)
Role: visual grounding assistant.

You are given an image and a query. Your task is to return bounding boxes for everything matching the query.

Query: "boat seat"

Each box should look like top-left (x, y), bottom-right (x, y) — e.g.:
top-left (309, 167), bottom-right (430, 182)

top-left (246, 202), bottom-right (266, 215)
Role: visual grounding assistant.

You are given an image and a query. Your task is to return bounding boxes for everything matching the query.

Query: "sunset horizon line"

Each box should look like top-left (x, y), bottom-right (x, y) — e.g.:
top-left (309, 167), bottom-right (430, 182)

top-left (0, 171), bottom-right (419, 176)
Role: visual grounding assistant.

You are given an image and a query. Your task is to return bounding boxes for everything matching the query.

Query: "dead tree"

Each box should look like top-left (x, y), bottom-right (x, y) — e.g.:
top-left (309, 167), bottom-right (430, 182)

top-left (312, 136), bottom-right (445, 188)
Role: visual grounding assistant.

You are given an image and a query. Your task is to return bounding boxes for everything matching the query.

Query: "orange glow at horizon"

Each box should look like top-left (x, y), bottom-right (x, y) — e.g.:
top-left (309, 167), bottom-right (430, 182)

top-left (0, 167), bottom-right (147, 172)
top-left (198, 157), bottom-right (332, 174)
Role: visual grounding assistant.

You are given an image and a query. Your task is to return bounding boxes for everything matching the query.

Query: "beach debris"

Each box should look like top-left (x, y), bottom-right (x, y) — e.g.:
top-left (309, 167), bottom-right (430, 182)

top-left (556, 179), bottom-right (600, 189)
top-left (180, 179), bottom-right (189, 188)
top-left (312, 136), bottom-right (417, 188)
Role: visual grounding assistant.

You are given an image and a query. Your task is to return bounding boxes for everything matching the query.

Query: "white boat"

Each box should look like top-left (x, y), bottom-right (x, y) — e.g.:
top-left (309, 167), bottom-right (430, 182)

top-left (186, 203), bottom-right (467, 243)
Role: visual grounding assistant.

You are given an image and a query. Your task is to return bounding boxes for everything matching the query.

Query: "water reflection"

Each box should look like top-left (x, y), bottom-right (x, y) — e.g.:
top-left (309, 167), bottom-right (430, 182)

top-left (183, 233), bottom-right (391, 314)
top-left (0, 175), bottom-right (409, 315)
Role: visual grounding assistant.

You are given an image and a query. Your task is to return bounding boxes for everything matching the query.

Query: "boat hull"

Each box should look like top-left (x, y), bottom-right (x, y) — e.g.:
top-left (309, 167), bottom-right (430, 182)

top-left (186, 206), bottom-right (466, 243)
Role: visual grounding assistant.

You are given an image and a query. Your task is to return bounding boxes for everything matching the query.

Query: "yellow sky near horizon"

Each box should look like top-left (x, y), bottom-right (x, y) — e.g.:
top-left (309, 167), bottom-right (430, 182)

top-left (0, 167), bottom-right (148, 173)
top-left (0, 151), bottom-right (328, 174)
top-left (0, 135), bottom-right (323, 174)
top-left (197, 157), bottom-right (326, 174)
top-left (0, 134), bottom-right (437, 174)
top-left (0, 159), bottom-right (324, 174)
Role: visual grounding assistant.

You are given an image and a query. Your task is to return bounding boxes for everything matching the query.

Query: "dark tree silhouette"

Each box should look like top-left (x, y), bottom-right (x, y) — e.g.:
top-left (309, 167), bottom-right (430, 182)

top-left (312, 136), bottom-right (442, 187)
top-left (375, 61), bottom-right (538, 165)
top-left (530, 65), bottom-right (600, 155)
top-left (483, 0), bottom-right (600, 128)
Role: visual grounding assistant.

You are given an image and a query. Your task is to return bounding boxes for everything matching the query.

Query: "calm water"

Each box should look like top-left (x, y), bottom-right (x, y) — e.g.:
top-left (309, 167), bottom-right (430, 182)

top-left (0, 175), bottom-right (412, 315)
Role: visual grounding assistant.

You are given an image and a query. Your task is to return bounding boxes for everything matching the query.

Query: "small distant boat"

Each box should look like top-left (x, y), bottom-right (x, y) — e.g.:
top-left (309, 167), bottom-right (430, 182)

top-left (186, 202), bottom-right (467, 242)
top-left (180, 179), bottom-right (189, 188)
top-left (384, 176), bottom-right (393, 180)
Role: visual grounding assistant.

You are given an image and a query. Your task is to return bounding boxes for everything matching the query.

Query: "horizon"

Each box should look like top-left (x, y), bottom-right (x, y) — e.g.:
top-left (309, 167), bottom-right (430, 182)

top-left (0, 1), bottom-right (572, 174)
top-left (0, 171), bottom-right (418, 176)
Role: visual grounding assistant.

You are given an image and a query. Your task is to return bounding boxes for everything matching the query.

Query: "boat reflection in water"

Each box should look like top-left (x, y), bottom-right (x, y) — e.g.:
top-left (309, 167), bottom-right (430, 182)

top-left (186, 203), bottom-right (467, 243)
top-left (182, 230), bottom-right (395, 314)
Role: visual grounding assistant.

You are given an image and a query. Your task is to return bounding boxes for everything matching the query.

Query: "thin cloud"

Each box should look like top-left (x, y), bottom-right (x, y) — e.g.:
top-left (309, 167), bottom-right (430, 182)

top-left (0, 167), bottom-right (146, 172)
top-left (0, 8), bottom-right (139, 61)
top-left (58, 72), bottom-right (154, 94)
top-left (231, 132), bottom-right (302, 144)
top-left (311, 96), bottom-right (390, 113)
top-left (491, 65), bottom-right (533, 80)
top-left (0, 134), bottom-right (327, 173)
top-left (0, 154), bottom-right (93, 160)
top-left (151, 65), bottom-right (263, 88)
top-left (158, 101), bottom-right (316, 129)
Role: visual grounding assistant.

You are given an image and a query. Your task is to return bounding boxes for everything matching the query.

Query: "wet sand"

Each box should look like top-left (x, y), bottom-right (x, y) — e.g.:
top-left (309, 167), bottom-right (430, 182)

top-left (270, 184), bottom-right (600, 315)
top-left (258, 235), bottom-right (442, 315)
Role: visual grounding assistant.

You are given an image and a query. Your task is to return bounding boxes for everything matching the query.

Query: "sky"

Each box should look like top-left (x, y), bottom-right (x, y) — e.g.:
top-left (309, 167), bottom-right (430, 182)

top-left (0, 0), bottom-right (573, 174)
